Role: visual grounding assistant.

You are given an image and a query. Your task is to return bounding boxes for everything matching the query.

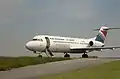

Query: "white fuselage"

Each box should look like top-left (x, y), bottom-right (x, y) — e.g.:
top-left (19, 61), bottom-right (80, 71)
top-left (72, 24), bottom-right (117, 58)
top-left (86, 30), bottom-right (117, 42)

top-left (25, 35), bottom-right (104, 54)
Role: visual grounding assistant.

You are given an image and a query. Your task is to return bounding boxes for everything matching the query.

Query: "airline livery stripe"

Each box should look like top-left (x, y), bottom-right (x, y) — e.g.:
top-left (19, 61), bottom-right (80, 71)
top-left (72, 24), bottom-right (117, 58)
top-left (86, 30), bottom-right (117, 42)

top-left (101, 30), bottom-right (107, 36)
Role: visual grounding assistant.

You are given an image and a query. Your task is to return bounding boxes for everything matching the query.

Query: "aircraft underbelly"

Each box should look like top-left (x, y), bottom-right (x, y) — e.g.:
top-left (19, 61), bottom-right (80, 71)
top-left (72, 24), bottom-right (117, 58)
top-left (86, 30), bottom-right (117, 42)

top-left (69, 50), bottom-right (86, 53)
top-left (69, 45), bottom-right (87, 53)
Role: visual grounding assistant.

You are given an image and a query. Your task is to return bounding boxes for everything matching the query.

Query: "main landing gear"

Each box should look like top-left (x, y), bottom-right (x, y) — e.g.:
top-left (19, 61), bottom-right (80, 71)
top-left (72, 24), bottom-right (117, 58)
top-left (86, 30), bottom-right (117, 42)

top-left (64, 53), bottom-right (70, 58)
top-left (82, 53), bottom-right (88, 58)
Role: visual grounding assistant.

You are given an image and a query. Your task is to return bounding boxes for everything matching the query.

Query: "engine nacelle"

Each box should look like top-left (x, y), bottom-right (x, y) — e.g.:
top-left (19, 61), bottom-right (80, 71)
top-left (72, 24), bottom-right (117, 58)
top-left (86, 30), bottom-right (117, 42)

top-left (88, 40), bottom-right (104, 47)
top-left (88, 41), bottom-right (94, 46)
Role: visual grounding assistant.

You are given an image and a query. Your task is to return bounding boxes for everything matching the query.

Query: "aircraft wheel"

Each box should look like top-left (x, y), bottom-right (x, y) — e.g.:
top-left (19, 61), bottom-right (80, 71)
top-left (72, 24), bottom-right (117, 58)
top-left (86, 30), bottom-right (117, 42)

top-left (33, 51), bottom-right (36, 53)
top-left (82, 53), bottom-right (88, 58)
top-left (38, 54), bottom-right (42, 57)
top-left (64, 53), bottom-right (70, 58)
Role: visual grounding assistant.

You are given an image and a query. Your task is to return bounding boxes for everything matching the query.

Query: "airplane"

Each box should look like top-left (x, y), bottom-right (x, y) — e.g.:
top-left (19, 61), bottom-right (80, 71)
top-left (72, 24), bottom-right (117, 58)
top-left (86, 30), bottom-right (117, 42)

top-left (25, 25), bottom-right (120, 58)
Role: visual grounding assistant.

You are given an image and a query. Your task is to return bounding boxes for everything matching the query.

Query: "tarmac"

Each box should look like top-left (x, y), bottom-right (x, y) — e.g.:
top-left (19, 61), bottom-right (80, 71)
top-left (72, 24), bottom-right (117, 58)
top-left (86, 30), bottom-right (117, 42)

top-left (0, 58), bottom-right (118, 79)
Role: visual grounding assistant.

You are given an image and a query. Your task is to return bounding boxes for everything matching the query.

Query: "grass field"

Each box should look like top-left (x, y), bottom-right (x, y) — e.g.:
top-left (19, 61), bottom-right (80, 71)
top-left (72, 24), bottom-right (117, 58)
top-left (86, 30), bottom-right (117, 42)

top-left (0, 56), bottom-right (71, 71)
top-left (41, 60), bottom-right (120, 79)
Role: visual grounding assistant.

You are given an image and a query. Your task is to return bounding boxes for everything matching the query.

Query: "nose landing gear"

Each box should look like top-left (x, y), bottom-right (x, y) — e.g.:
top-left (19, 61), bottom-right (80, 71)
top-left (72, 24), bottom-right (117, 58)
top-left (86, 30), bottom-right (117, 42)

top-left (33, 51), bottom-right (43, 57)
top-left (38, 54), bottom-right (42, 57)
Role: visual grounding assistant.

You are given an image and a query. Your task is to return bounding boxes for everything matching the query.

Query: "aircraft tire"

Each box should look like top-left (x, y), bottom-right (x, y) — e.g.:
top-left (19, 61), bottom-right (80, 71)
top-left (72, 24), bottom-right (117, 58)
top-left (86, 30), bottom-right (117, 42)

top-left (33, 51), bottom-right (36, 53)
top-left (38, 54), bottom-right (42, 57)
top-left (64, 53), bottom-right (70, 58)
top-left (82, 53), bottom-right (88, 58)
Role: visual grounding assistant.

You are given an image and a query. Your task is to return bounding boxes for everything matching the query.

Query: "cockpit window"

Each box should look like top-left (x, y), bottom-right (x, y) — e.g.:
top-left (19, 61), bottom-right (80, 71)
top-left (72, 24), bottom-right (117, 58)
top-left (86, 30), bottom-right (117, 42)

top-left (32, 39), bottom-right (37, 41)
top-left (32, 38), bottom-right (43, 42)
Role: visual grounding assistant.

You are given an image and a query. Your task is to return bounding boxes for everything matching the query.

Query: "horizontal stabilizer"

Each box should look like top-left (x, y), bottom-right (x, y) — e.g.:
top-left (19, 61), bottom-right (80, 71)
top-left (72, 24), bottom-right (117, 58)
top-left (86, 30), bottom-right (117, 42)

top-left (93, 27), bottom-right (120, 31)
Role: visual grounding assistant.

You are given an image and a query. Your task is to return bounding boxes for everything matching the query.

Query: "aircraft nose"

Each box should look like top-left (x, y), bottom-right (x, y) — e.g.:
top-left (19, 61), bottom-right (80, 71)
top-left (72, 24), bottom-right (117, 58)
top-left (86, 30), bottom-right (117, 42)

top-left (25, 41), bottom-right (33, 51)
top-left (25, 41), bottom-right (40, 51)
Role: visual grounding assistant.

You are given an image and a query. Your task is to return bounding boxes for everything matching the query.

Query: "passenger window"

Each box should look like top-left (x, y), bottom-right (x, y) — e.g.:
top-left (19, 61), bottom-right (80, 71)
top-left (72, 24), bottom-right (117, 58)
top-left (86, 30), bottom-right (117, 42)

top-left (32, 39), bottom-right (37, 41)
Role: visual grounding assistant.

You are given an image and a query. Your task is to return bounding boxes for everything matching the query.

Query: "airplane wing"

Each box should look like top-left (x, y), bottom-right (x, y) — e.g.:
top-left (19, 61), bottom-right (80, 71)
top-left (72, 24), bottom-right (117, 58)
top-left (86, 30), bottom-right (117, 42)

top-left (70, 46), bottom-right (120, 51)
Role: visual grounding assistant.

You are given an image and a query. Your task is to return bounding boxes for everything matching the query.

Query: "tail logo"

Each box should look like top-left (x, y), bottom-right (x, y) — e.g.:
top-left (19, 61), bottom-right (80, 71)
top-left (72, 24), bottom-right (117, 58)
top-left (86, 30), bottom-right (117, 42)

top-left (94, 25), bottom-right (120, 43)
top-left (101, 30), bottom-right (107, 37)
top-left (95, 26), bottom-right (108, 43)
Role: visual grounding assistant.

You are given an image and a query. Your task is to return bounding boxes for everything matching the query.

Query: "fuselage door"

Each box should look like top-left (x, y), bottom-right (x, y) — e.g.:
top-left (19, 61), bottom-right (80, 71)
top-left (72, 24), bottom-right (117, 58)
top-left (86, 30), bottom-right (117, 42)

top-left (45, 37), bottom-right (50, 48)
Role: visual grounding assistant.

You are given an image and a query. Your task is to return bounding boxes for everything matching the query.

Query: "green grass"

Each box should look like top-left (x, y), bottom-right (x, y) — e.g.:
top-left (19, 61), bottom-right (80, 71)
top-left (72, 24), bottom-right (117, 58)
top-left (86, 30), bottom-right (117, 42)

top-left (40, 60), bottom-right (120, 79)
top-left (0, 56), bottom-right (71, 71)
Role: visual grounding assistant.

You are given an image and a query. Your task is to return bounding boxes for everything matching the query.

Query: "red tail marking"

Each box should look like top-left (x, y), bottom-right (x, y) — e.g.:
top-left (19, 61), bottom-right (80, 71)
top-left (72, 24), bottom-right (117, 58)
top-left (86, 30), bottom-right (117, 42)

top-left (101, 30), bottom-right (107, 37)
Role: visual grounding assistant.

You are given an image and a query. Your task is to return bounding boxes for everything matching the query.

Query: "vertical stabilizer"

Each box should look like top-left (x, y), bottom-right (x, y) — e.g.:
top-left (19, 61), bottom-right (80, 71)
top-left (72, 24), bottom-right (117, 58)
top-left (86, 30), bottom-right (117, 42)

top-left (95, 26), bottom-right (108, 43)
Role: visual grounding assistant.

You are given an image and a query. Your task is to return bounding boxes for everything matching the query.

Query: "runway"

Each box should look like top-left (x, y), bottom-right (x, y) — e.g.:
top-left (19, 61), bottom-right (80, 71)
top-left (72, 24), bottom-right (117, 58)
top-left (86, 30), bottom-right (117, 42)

top-left (0, 58), bottom-right (118, 79)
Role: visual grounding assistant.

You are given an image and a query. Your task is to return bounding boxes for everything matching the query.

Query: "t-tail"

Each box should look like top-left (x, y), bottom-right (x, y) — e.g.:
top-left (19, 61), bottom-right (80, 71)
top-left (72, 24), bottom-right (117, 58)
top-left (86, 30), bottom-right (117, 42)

top-left (94, 25), bottom-right (120, 43)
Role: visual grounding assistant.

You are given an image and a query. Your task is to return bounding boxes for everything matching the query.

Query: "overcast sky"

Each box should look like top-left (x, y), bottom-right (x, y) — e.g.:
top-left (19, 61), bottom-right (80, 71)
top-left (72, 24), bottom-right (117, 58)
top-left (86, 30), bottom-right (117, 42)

top-left (0, 0), bottom-right (120, 57)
